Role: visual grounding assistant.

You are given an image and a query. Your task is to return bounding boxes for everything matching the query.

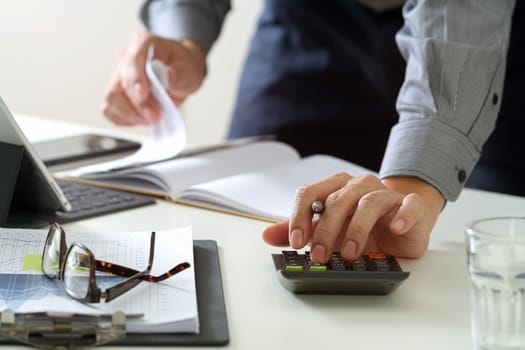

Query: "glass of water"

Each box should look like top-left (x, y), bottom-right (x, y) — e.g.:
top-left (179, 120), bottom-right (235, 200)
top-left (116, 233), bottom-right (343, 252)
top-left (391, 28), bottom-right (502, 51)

top-left (465, 217), bottom-right (525, 350)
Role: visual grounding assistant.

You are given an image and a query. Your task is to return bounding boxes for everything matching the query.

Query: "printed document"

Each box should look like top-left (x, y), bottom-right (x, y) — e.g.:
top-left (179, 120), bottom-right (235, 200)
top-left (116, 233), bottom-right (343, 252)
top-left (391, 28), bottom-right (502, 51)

top-left (0, 226), bottom-right (198, 333)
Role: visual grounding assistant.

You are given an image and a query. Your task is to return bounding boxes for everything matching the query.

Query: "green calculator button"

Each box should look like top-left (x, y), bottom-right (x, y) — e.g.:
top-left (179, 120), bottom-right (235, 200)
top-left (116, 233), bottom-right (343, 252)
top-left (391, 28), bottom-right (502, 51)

top-left (286, 265), bottom-right (304, 271)
top-left (309, 265), bottom-right (327, 272)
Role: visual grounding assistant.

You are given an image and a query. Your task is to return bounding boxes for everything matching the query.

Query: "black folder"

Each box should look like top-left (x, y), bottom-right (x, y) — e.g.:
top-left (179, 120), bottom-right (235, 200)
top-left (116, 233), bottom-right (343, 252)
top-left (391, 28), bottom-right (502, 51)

top-left (117, 239), bottom-right (230, 346)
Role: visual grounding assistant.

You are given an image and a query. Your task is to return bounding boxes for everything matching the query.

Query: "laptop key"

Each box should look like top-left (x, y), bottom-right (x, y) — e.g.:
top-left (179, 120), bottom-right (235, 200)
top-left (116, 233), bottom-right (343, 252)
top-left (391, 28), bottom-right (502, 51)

top-left (53, 180), bottom-right (155, 223)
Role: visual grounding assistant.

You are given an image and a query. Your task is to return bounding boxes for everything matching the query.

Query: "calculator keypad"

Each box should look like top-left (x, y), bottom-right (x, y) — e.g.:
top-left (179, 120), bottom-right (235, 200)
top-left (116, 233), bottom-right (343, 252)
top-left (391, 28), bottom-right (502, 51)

top-left (281, 251), bottom-right (399, 273)
top-left (272, 251), bottom-right (409, 295)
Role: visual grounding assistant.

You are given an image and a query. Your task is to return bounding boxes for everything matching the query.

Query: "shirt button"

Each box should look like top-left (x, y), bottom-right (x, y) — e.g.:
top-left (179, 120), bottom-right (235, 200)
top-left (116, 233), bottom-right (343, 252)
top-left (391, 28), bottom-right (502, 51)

top-left (492, 93), bottom-right (499, 105)
top-left (458, 170), bottom-right (467, 183)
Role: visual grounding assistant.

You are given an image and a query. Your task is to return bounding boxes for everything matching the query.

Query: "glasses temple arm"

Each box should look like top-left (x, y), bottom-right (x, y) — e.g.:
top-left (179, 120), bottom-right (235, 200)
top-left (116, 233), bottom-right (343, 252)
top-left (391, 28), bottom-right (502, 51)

top-left (95, 232), bottom-right (157, 278)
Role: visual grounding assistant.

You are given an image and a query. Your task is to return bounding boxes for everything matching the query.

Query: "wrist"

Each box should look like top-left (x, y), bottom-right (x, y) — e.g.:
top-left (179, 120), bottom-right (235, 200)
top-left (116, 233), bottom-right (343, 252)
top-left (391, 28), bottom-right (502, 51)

top-left (381, 176), bottom-right (445, 227)
top-left (180, 39), bottom-right (207, 80)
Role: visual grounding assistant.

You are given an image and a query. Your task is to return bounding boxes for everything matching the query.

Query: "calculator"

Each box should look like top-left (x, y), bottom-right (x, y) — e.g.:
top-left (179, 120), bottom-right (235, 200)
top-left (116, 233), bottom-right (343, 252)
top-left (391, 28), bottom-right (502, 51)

top-left (272, 251), bottom-right (410, 295)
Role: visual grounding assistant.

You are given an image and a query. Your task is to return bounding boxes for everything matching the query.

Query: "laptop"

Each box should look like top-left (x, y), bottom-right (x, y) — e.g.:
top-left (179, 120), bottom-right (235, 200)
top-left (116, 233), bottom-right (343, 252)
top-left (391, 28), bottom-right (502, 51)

top-left (0, 96), bottom-right (154, 227)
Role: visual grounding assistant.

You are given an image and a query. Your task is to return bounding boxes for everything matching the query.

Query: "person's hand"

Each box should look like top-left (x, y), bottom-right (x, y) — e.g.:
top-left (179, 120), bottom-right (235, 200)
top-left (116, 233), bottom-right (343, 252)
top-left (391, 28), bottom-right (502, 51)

top-left (101, 32), bottom-right (206, 126)
top-left (262, 173), bottom-right (445, 262)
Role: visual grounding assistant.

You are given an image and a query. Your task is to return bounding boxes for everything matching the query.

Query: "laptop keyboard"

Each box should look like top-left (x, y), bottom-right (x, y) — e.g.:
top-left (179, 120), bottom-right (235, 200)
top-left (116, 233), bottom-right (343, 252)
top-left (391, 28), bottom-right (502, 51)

top-left (53, 179), bottom-right (155, 223)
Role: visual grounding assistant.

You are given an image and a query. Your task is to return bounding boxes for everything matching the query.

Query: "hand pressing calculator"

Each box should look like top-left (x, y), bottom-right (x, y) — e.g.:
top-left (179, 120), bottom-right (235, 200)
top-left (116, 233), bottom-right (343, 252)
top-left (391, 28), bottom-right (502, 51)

top-left (272, 251), bottom-right (409, 295)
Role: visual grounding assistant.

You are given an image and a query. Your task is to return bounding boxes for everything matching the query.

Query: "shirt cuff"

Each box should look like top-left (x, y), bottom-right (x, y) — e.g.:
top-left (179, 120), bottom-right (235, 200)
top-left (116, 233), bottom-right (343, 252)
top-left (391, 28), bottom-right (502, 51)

top-left (379, 118), bottom-right (480, 201)
top-left (141, 0), bottom-right (220, 53)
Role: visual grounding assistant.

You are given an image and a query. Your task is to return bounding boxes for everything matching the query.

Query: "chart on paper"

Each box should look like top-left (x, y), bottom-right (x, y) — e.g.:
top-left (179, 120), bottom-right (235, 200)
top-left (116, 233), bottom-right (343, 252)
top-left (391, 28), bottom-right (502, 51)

top-left (0, 227), bottom-right (199, 333)
top-left (0, 230), bottom-right (148, 273)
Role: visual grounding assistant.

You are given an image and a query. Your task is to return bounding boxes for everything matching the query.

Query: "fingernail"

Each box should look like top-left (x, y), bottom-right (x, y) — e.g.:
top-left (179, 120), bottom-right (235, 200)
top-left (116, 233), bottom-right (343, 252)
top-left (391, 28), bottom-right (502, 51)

top-left (133, 82), bottom-right (143, 98)
top-left (311, 244), bottom-right (326, 263)
top-left (392, 219), bottom-right (405, 233)
top-left (290, 229), bottom-right (303, 248)
top-left (342, 240), bottom-right (357, 259)
top-left (142, 107), bottom-right (154, 122)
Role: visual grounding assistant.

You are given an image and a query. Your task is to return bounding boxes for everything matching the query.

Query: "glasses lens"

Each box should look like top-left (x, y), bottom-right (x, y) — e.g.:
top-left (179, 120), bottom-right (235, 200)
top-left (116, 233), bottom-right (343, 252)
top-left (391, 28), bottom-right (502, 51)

top-left (42, 225), bottom-right (62, 277)
top-left (63, 244), bottom-right (91, 300)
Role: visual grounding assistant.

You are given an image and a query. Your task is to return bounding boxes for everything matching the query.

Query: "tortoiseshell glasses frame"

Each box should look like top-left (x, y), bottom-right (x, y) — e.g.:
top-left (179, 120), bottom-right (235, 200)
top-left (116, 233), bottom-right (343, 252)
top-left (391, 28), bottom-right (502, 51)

top-left (41, 223), bottom-right (190, 303)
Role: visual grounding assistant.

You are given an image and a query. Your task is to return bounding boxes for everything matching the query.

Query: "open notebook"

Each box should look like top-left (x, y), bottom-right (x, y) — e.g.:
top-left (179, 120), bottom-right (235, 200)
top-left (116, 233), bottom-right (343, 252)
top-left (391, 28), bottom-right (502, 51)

top-left (59, 141), bottom-right (373, 222)
top-left (53, 49), bottom-right (373, 222)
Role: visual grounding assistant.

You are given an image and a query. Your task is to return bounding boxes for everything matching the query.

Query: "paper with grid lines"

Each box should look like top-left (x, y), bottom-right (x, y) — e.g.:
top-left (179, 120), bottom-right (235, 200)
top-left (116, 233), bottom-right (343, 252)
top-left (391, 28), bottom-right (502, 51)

top-left (0, 226), bottom-right (198, 333)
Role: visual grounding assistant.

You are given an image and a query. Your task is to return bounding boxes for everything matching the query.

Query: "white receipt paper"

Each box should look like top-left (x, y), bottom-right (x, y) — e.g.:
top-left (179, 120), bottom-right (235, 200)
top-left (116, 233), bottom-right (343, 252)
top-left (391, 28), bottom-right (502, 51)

top-left (67, 46), bottom-right (187, 175)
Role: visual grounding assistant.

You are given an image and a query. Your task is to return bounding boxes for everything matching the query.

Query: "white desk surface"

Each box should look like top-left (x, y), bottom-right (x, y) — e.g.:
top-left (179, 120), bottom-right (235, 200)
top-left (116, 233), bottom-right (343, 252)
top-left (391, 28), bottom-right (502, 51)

top-left (9, 115), bottom-right (525, 349)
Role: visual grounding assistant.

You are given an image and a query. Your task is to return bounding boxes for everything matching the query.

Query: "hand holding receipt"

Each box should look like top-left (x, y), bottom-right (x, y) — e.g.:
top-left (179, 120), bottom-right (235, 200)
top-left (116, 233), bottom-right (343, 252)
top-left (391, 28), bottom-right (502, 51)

top-left (68, 46), bottom-right (187, 176)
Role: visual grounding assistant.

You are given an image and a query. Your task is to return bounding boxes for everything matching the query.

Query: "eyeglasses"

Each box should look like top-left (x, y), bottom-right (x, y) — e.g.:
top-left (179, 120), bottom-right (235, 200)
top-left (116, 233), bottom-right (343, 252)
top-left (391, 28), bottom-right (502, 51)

top-left (42, 223), bottom-right (191, 303)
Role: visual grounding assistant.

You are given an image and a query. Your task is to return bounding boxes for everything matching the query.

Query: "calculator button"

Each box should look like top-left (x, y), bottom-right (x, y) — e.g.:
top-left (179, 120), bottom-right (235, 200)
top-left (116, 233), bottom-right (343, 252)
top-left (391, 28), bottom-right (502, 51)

top-left (350, 262), bottom-right (367, 271)
top-left (285, 265), bottom-right (304, 271)
top-left (283, 251), bottom-right (298, 257)
top-left (328, 253), bottom-right (346, 271)
top-left (372, 260), bottom-right (391, 272)
top-left (309, 264), bottom-right (327, 272)
top-left (330, 262), bottom-right (346, 271)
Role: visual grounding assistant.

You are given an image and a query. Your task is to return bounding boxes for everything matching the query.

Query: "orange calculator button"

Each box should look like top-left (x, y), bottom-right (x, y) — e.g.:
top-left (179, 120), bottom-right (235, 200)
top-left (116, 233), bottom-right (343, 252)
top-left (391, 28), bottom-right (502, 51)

top-left (368, 252), bottom-right (386, 259)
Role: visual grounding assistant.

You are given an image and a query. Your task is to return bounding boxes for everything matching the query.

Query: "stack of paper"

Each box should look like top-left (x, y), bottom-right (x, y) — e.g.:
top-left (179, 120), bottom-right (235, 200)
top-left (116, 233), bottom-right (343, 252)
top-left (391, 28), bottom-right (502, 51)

top-left (0, 226), bottom-right (198, 334)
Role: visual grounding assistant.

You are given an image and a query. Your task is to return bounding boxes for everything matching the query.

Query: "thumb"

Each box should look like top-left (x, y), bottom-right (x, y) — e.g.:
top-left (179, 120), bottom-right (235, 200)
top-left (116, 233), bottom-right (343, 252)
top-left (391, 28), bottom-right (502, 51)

top-left (262, 221), bottom-right (290, 246)
top-left (119, 55), bottom-right (151, 105)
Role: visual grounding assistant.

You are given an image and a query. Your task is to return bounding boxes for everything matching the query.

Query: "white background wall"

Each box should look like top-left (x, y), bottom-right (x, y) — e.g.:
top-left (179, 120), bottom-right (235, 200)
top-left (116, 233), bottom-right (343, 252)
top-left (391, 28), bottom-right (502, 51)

top-left (0, 0), bottom-right (262, 144)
